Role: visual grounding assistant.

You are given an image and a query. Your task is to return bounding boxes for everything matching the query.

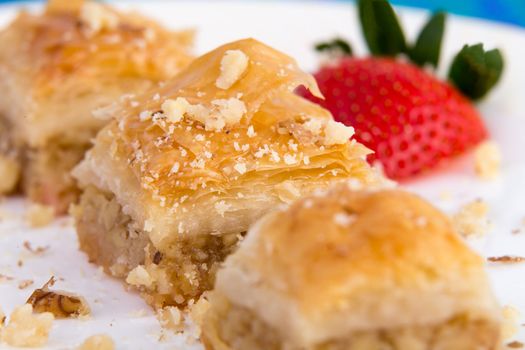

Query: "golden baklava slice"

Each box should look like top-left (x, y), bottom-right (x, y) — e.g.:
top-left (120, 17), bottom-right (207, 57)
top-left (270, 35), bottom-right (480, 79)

top-left (0, 0), bottom-right (193, 213)
top-left (203, 184), bottom-right (502, 350)
top-left (72, 38), bottom-right (383, 307)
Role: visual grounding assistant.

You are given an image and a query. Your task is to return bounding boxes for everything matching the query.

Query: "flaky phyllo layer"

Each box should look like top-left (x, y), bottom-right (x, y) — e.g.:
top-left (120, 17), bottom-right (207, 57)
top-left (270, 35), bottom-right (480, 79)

top-left (74, 39), bottom-right (382, 305)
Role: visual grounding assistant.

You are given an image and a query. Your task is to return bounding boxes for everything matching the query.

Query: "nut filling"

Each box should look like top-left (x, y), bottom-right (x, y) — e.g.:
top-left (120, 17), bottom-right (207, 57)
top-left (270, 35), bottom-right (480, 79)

top-left (73, 185), bottom-right (242, 307)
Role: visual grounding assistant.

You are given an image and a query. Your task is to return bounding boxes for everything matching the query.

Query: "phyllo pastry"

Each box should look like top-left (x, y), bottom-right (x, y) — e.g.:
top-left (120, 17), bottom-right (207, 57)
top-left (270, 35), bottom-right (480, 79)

top-left (72, 38), bottom-right (382, 307)
top-left (0, 0), bottom-right (193, 213)
top-left (202, 184), bottom-right (502, 350)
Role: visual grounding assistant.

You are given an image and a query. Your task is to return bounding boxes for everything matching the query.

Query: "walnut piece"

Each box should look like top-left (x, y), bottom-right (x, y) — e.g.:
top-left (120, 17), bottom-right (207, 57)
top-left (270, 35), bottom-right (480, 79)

top-left (452, 199), bottom-right (490, 238)
top-left (502, 305), bottom-right (520, 340)
top-left (80, 1), bottom-right (119, 34)
top-left (78, 334), bottom-right (115, 350)
top-left (157, 306), bottom-right (184, 333)
top-left (25, 203), bottom-right (55, 228)
top-left (216, 50), bottom-right (249, 90)
top-left (1, 304), bottom-right (54, 347)
top-left (27, 277), bottom-right (90, 318)
top-left (474, 140), bottom-right (501, 180)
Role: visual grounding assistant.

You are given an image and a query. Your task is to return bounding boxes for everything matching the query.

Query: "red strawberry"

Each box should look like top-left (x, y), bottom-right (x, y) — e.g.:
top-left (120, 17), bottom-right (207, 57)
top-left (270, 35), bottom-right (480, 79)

top-left (300, 57), bottom-right (488, 179)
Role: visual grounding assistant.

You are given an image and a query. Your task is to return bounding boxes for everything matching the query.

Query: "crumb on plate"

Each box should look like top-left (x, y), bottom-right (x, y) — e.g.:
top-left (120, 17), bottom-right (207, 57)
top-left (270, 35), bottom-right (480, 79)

top-left (0, 304), bottom-right (54, 347)
top-left (157, 306), bottom-right (184, 333)
top-left (474, 140), bottom-right (501, 180)
top-left (502, 305), bottom-right (521, 340)
top-left (507, 340), bottom-right (524, 348)
top-left (25, 203), bottom-right (54, 228)
top-left (27, 277), bottom-right (90, 318)
top-left (452, 199), bottom-right (490, 238)
top-left (23, 241), bottom-right (49, 255)
top-left (488, 256), bottom-right (525, 264)
top-left (77, 334), bottom-right (115, 350)
top-left (18, 279), bottom-right (34, 290)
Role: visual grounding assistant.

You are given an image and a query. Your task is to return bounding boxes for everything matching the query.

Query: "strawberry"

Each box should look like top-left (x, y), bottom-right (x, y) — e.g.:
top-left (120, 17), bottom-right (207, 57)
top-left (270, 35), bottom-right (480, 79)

top-left (302, 0), bottom-right (503, 180)
top-left (301, 57), bottom-right (488, 179)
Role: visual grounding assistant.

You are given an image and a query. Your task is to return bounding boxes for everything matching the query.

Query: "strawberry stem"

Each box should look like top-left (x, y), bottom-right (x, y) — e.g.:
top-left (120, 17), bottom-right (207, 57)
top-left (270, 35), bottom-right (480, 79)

top-left (409, 11), bottom-right (446, 68)
top-left (358, 0), bottom-right (407, 56)
top-left (448, 44), bottom-right (504, 100)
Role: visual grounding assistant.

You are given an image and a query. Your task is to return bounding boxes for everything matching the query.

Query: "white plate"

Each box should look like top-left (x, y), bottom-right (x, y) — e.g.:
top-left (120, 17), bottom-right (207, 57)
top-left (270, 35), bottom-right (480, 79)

top-left (1, 1), bottom-right (525, 349)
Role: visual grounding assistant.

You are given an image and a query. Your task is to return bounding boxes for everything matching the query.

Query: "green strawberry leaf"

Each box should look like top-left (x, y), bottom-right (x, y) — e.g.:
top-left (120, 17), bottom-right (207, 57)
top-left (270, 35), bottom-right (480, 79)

top-left (448, 43), bottom-right (504, 100)
top-left (315, 38), bottom-right (353, 56)
top-left (409, 11), bottom-right (446, 68)
top-left (358, 0), bottom-right (407, 56)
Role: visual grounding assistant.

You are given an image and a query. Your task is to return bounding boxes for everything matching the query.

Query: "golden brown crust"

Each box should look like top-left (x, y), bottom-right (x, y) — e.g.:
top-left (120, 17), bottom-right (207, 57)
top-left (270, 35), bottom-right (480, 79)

top-left (210, 185), bottom-right (501, 347)
top-left (74, 38), bottom-right (381, 247)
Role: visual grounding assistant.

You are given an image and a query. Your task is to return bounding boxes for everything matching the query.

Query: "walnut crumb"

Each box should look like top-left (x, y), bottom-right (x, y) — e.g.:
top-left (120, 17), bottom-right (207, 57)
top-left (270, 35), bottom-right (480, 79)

top-left (0, 304), bottom-right (54, 347)
top-left (126, 265), bottom-right (153, 288)
top-left (78, 334), bottom-right (115, 350)
top-left (25, 203), bottom-right (54, 228)
top-left (488, 255), bottom-right (525, 264)
top-left (507, 341), bottom-right (524, 348)
top-left (216, 50), bottom-right (249, 89)
top-left (23, 241), bottom-right (49, 255)
top-left (452, 199), bottom-right (490, 238)
top-left (324, 120), bottom-right (355, 146)
top-left (157, 306), bottom-right (184, 333)
top-left (18, 279), bottom-right (34, 290)
top-left (502, 305), bottom-right (521, 340)
top-left (27, 277), bottom-right (90, 318)
top-left (474, 140), bottom-right (501, 180)
top-left (80, 2), bottom-right (119, 34)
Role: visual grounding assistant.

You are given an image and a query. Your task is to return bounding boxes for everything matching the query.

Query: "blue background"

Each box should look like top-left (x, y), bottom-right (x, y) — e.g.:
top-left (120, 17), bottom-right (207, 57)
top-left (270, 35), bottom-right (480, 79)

top-left (389, 0), bottom-right (525, 28)
top-left (0, 0), bottom-right (524, 28)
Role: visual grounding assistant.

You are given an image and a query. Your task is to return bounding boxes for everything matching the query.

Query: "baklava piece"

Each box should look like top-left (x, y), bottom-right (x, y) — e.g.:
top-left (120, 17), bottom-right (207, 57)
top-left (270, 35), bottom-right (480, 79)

top-left (72, 38), bottom-right (383, 307)
top-left (202, 185), bottom-right (502, 350)
top-left (0, 0), bottom-right (193, 212)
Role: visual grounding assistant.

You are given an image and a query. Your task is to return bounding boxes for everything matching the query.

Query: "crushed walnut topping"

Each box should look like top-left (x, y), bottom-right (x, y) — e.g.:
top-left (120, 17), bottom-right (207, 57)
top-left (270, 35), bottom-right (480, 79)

top-left (324, 120), bottom-right (355, 146)
top-left (26, 277), bottom-right (90, 318)
top-left (452, 199), bottom-right (490, 238)
top-left (78, 334), bottom-right (115, 350)
top-left (233, 162), bottom-right (247, 175)
top-left (126, 265), bottom-right (153, 288)
top-left (216, 50), bottom-right (249, 90)
top-left (214, 201), bottom-right (231, 217)
top-left (160, 97), bottom-right (246, 132)
top-left (0, 304), bottom-right (54, 347)
top-left (80, 1), bottom-right (119, 34)
top-left (25, 203), bottom-right (54, 228)
top-left (333, 212), bottom-right (356, 227)
top-left (474, 140), bottom-right (501, 180)
top-left (162, 98), bottom-right (189, 123)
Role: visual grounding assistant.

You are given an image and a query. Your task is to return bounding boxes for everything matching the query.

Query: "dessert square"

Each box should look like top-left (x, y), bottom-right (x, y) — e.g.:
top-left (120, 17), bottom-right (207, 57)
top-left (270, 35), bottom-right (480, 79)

top-left (72, 38), bottom-right (382, 307)
top-left (0, 0), bottom-right (193, 212)
top-left (203, 185), bottom-right (502, 350)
